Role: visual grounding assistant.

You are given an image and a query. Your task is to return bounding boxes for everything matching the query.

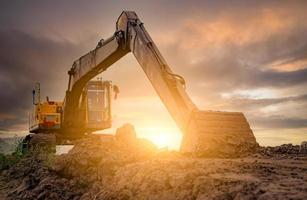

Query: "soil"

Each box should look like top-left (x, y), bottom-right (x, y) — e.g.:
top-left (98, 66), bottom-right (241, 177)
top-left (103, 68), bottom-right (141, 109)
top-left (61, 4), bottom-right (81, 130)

top-left (0, 124), bottom-right (306, 200)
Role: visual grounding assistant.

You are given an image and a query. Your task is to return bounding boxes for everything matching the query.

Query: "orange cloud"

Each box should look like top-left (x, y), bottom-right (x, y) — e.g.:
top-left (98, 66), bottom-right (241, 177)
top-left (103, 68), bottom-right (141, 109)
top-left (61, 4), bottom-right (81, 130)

top-left (270, 58), bottom-right (307, 72)
top-left (157, 7), bottom-right (304, 51)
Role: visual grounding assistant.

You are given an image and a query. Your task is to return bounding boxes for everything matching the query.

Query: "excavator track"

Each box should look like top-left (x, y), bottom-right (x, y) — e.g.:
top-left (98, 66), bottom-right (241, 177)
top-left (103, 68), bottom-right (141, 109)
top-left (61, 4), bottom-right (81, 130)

top-left (181, 111), bottom-right (258, 157)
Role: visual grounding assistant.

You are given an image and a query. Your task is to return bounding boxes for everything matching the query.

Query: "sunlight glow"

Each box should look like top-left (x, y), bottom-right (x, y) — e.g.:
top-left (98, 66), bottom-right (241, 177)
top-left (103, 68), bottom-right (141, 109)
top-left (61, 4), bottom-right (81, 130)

top-left (137, 126), bottom-right (182, 150)
top-left (254, 128), bottom-right (307, 146)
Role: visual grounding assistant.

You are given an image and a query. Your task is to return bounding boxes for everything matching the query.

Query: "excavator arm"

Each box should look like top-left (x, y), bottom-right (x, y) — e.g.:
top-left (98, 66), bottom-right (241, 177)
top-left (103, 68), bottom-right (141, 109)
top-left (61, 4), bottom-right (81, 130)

top-left (63, 12), bottom-right (195, 132)
top-left (63, 11), bottom-right (258, 156)
top-left (63, 33), bottom-right (128, 131)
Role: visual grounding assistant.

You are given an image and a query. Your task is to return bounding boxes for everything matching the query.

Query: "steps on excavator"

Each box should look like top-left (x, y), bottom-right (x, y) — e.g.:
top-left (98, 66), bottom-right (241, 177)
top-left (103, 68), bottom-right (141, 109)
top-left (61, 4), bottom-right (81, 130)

top-left (181, 111), bottom-right (258, 157)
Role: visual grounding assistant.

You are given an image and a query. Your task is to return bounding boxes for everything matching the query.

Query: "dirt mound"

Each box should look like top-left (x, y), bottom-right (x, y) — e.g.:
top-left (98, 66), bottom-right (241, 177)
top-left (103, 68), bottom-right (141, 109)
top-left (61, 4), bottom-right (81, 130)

top-left (94, 157), bottom-right (307, 200)
top-left (257, 141), bottom-right (307, 157)
top-left (53, 124), bottom-right (157, 182)
top-left (1, 153), bottom-right (83, 200)
top-left (53, 133), bottom-right (307, 200)
top-left (0, 124), bottom-right (158, 199)
top-left (0, 124), bottom-right (306, 200)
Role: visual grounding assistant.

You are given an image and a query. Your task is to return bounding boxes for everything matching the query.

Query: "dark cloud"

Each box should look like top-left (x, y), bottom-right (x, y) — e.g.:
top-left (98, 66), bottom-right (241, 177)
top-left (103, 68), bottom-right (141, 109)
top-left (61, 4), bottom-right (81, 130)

top-left (155, 6), bottom-right (307, 131)
top-left (0, 30), bottom-right (83, 130)
top-left (200, 93), bottom-right (307, 129)
top-left (167, 27), bottom-right (307, 92)
top-left (251, 116), bottom-right (307, 129)
top-left (217, 93), bottom-right (307, 110)
top-left (187, 57), bottom-right (307, 91)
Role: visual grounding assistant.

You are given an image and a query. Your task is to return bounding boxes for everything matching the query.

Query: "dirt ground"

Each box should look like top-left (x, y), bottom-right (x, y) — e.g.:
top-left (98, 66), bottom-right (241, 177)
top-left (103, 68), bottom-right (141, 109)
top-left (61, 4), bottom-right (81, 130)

top-left (0, 125), bottom-right (306, 200)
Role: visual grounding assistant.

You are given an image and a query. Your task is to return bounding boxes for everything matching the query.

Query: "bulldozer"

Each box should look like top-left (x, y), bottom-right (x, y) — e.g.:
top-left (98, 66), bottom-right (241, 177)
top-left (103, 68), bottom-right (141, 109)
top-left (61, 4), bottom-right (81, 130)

top-left (27, 11), bottom-right (258, 156)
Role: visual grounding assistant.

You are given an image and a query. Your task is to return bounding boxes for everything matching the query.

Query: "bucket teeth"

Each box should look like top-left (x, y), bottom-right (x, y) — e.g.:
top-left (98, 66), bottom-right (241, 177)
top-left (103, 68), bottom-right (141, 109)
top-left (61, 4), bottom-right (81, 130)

top-left (180, 111), bottom-right (258, 157)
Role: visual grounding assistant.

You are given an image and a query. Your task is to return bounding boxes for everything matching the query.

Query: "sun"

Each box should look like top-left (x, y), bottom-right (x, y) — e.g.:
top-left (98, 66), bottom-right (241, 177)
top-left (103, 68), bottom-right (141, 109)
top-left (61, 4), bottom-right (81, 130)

top-left (136, 126), bottom-right (182, 150)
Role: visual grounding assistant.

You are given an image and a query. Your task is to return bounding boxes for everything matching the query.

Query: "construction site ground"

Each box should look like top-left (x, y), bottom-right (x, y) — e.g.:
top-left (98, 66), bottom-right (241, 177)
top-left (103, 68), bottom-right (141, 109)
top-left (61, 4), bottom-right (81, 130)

top-left (0, 125), bottom-right (306, 200)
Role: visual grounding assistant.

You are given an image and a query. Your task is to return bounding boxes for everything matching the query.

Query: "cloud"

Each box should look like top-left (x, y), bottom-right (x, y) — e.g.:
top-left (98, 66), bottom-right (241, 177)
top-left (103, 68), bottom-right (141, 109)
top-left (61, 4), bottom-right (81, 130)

top-left (252, 116), bottom-right (307, 129)
top-left (198, 91), bottom-right (307, 129)
top-left (0, 30), bottom-right (83, 130)
top-left (219, 93), bottom-right (307, 110)
top-left (156, 5), bottom-right (307, 97)
top-left (151, 3), bottom-right (307, 131)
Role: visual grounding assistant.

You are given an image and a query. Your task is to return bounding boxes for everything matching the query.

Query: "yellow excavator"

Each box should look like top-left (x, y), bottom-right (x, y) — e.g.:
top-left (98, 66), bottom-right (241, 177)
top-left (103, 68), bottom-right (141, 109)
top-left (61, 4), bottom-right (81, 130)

top-left (27, 11), bottom-right (257, 156)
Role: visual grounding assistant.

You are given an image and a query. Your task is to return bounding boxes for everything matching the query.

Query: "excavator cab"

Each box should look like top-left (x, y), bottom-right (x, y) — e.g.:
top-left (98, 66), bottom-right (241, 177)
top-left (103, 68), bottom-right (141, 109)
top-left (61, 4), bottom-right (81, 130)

top-left (84, 80), bottom-right (114, 131)
top-left (29, 80), bottom-right (118, 136)
top-left (57, 79), bottom-right (118, 141)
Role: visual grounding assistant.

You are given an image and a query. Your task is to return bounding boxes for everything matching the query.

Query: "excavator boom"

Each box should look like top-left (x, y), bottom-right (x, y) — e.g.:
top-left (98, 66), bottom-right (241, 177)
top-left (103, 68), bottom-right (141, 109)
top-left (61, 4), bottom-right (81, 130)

top-left (63, 11), bottom-right (258, 156)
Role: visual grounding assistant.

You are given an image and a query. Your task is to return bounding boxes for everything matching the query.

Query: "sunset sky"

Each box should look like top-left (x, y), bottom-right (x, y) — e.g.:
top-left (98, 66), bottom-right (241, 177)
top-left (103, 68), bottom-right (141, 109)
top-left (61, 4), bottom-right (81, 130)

top-left (0, 0), bottom-right (306, 149)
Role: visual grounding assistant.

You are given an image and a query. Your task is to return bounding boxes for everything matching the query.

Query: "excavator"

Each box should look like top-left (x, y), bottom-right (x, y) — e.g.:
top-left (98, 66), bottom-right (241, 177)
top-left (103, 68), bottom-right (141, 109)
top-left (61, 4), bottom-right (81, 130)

top-left (26, 11), bottom-right (258, 156)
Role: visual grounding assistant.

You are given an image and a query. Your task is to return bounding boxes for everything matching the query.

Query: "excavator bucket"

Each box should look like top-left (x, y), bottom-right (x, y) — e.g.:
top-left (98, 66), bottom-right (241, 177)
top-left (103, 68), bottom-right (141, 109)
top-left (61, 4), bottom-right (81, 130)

top-left (181, 110), bottom-right (258, 157)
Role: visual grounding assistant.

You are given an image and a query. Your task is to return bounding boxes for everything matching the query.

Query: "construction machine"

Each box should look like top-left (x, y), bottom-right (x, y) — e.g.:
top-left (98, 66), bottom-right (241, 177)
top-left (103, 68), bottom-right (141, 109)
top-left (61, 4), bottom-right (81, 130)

top-left (27, 11), bottom-right (258, 155)
top-left (28, 80), bottom-right (115, 143)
